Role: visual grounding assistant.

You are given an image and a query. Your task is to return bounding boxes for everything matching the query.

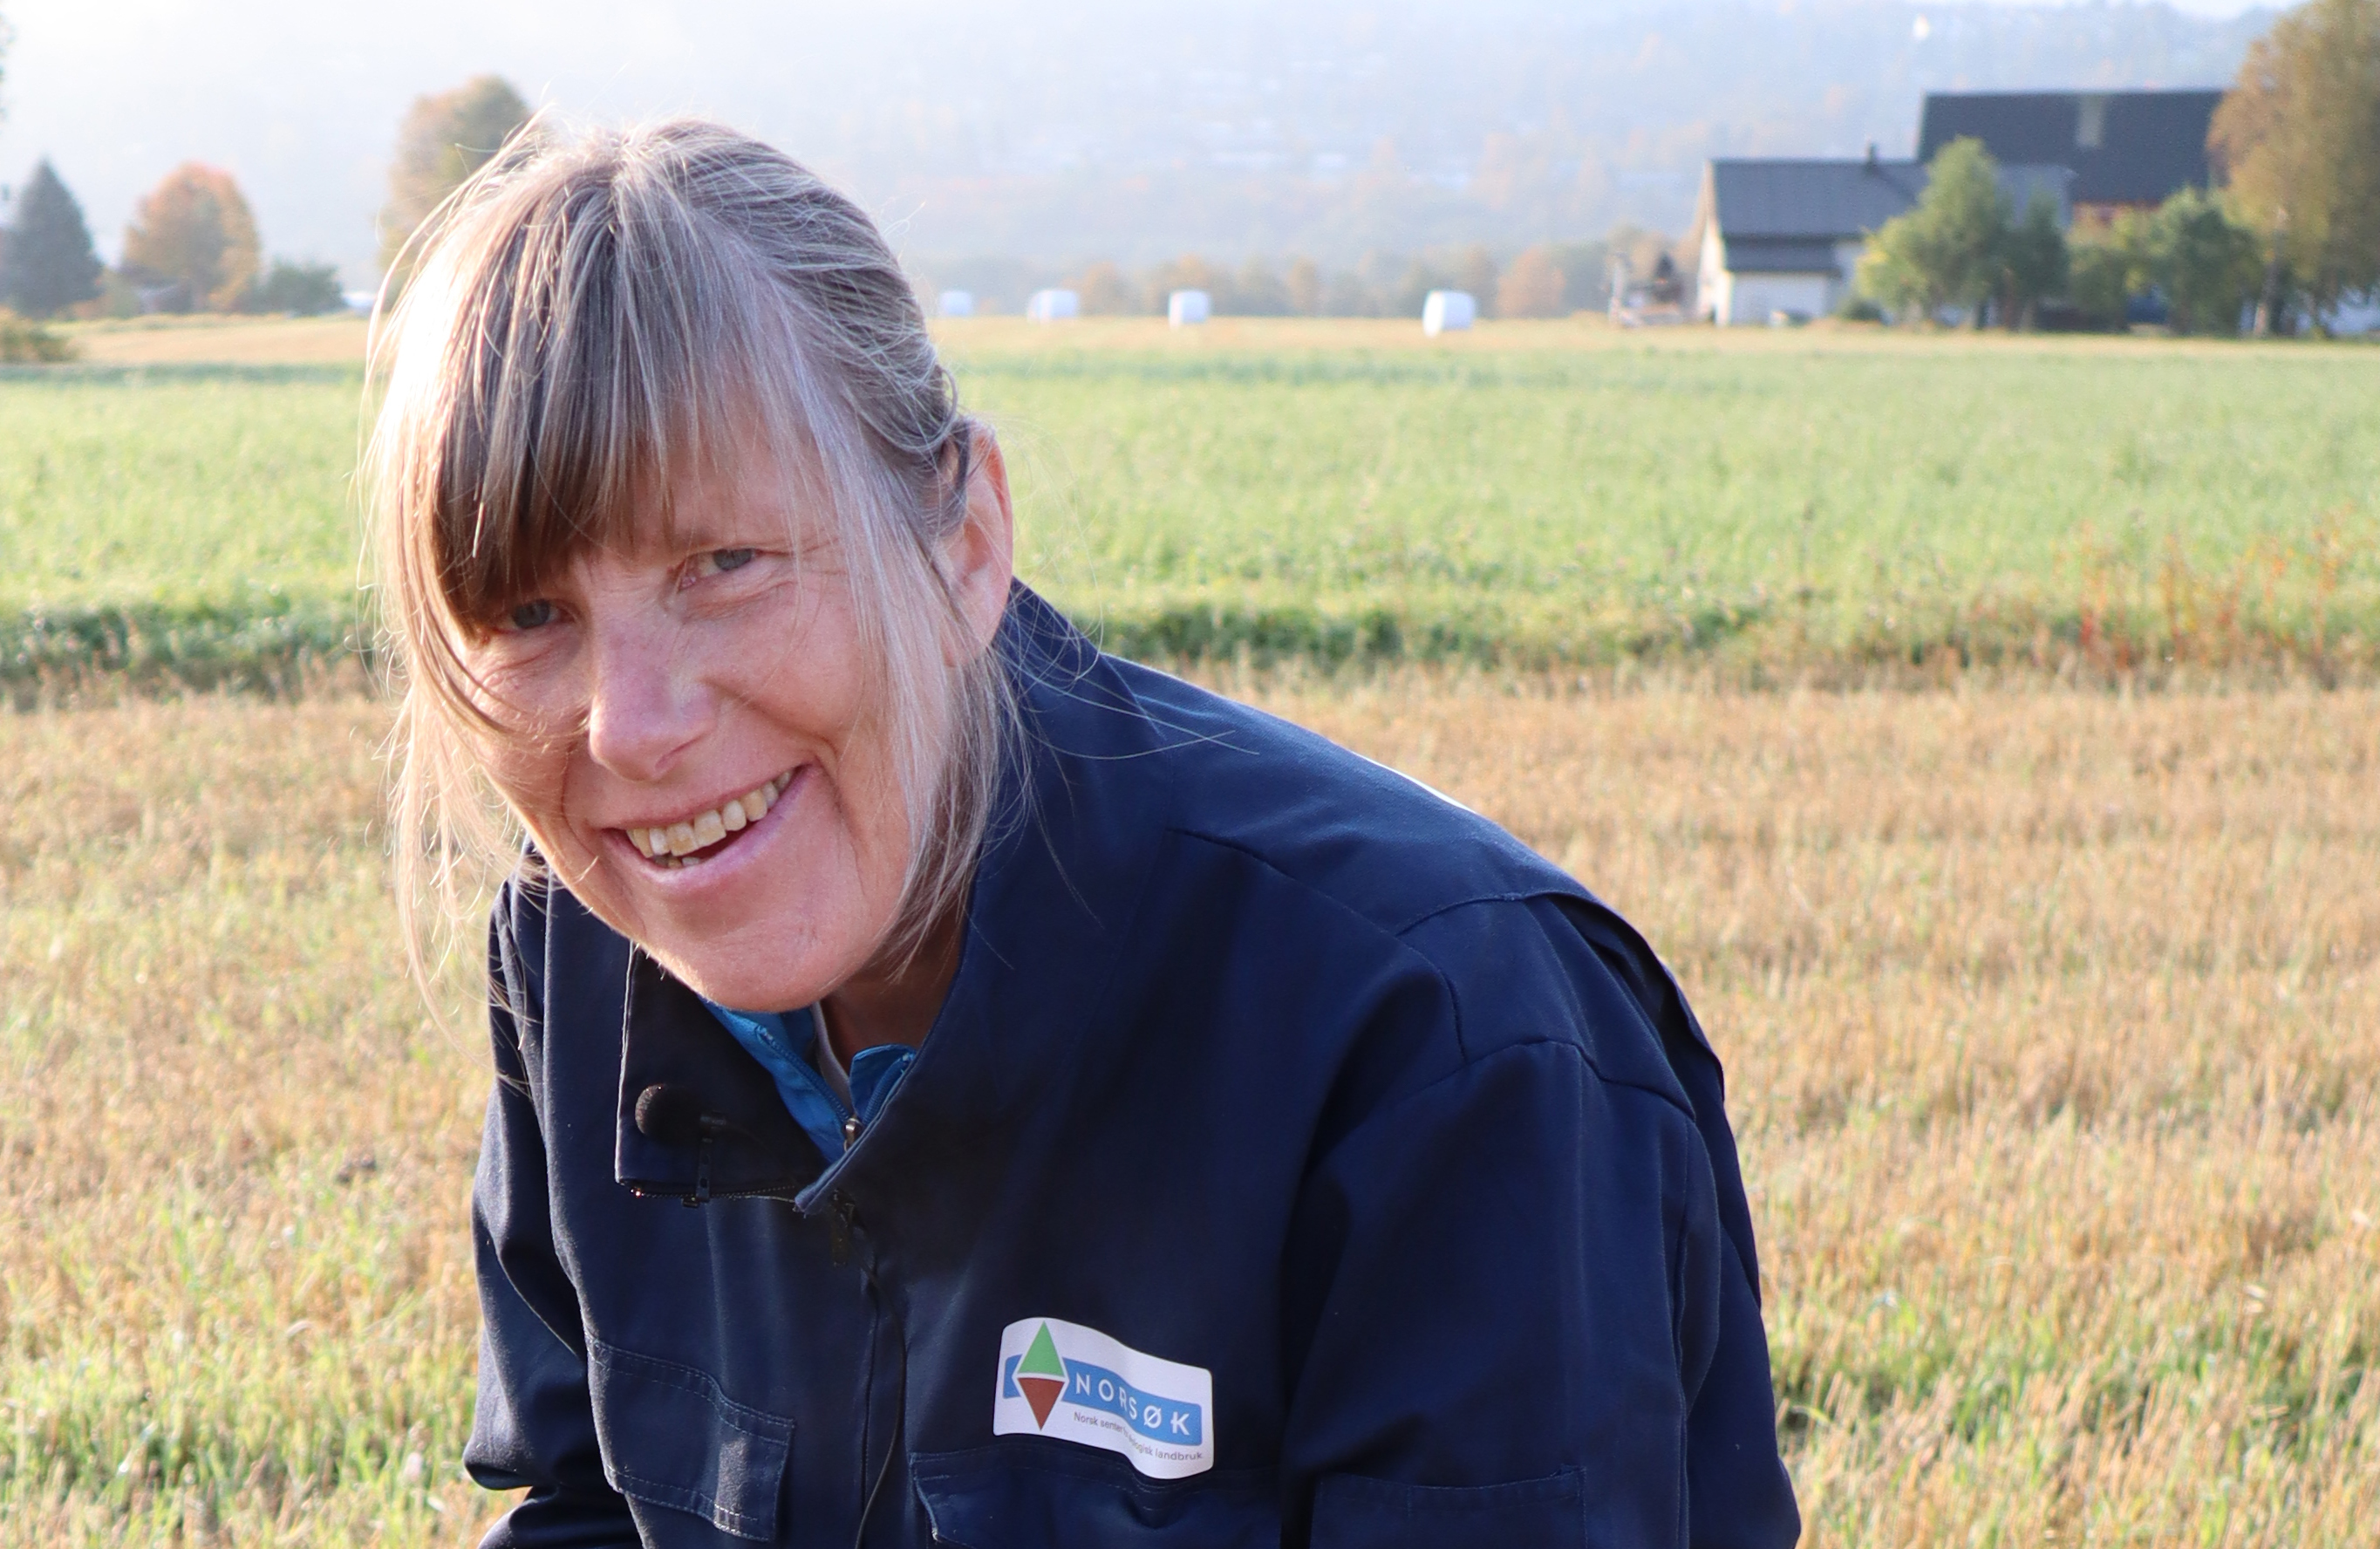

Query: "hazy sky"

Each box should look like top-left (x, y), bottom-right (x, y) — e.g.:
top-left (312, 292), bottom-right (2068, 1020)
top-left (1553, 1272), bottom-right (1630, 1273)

top-left (0, 0), bottom-right (2277, 283)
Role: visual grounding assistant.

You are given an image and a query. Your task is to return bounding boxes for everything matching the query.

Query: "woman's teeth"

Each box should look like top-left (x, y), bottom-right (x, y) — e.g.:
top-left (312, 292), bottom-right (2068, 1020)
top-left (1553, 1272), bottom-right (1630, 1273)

top-left (626, 774), bottom-right (790, 867)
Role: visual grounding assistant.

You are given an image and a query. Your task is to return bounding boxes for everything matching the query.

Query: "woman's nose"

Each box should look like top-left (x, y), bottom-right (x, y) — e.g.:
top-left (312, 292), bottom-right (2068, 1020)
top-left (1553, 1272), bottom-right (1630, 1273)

top-left (583, 612), bottom-right (710, 782)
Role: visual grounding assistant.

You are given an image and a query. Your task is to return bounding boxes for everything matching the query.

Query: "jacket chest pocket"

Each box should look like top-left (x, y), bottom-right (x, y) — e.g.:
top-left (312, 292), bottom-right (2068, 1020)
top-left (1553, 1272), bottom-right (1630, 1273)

top-left (590, 1340), bottom-right (795, 1542)
top-left (911, 1443), bottom-right (1278, 1549)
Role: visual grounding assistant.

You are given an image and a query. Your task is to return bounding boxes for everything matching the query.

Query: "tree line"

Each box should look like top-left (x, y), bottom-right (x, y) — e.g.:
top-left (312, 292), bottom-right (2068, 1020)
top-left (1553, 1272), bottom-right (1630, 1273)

top-left (1860, 0), bottom-right (2380, 335)
top-left (951, 228), bottom-right (1680, 323)
top-left (6, 0), bottom-right (2376, 337)
top-left (0, 158), bottom-right (344, 321)
top-left (0, 74), bottom-right (530, 324)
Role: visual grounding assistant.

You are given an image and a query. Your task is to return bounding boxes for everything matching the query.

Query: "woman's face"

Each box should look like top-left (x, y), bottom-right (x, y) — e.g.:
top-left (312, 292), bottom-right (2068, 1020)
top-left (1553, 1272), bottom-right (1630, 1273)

top-left (466, 436), bottom-right (1013, 1013)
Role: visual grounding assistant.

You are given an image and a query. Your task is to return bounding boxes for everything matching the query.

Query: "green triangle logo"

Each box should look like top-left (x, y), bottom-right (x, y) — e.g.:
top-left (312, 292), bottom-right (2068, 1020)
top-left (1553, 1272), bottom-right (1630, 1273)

top-left (1018, 1322), bottom-right (1065, 1379)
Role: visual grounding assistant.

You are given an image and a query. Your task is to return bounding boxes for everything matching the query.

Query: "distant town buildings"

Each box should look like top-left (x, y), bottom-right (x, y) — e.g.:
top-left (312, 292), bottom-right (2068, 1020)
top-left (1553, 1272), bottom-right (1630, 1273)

top-left (1695, 89), bottom-right (2220, 326)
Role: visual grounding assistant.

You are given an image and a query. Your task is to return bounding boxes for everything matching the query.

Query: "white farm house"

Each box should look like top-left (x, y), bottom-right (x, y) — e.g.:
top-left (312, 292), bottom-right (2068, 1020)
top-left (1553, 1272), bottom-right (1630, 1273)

top-left (1695, 151), bottom-right (2076, 325)
top-left (1693, 154), bottom-right (1924, 325)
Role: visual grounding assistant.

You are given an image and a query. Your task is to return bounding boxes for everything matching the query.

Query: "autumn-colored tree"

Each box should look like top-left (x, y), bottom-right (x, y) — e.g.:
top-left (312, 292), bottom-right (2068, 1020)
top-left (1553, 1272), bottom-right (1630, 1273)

top-left (1073, 260), bottom-right (1135, 315)
top-left (383, 75), bottom-right (531, 272)
top-left (2210, 0), bottom-right (2380, 326)
top-left (1285, 256), bottom-right (1324, 316)
top-left (1142, 255), bottom-right (1228, 314)
top-left (121, 163), bottom-right (260, 312)
top-left (1496, 244), bottom-right (1568, 317)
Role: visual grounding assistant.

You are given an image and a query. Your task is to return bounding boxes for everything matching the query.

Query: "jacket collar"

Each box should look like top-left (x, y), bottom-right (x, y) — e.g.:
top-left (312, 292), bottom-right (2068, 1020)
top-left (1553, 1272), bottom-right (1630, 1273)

top-left (614, 950), bottom-right (829, 1201)
top-left (610, 585), bottom-right (1174, 1213)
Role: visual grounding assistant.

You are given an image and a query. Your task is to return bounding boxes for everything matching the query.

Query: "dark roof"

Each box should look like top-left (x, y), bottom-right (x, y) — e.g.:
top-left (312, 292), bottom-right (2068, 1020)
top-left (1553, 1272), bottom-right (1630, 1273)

top-left (1705, 160), bottom-right (2076, 276)
top-left (1706, 157), bottom-right (1927, 242)
top-left (1723, 238), bottom-right (1847, 275)
top-left (1916, 90), bottom-right (2224, 206)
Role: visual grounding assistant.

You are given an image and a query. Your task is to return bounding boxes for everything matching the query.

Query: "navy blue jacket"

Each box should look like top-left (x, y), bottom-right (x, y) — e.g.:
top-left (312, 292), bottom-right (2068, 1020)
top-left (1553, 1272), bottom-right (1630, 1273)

top-left (465, 590), bottom-right (1799, 1548)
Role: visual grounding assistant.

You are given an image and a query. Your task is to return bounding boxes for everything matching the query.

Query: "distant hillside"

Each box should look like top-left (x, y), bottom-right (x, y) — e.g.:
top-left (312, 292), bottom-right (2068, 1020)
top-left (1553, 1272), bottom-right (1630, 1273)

top-left (0, 0), bottom-right (2274, 288)
top-left (835, 0), bottom-right (2272, 276)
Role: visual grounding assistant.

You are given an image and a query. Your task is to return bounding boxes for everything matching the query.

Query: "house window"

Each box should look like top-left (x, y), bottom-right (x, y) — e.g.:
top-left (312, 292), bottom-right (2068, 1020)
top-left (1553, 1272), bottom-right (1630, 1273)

top-left (2077, 94), bottom-right (2108, 150)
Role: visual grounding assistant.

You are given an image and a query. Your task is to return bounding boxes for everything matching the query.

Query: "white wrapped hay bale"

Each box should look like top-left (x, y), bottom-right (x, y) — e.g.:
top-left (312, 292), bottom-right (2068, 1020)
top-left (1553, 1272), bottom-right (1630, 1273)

top-left (1026, 289), bottom-right (1081, 324)
top-left (938, 290), bottom-right (975, 318)
top-left (1422, 290), bottom-right (1476, 336)
top-left (1168, 290), bottom-right (1212, 327)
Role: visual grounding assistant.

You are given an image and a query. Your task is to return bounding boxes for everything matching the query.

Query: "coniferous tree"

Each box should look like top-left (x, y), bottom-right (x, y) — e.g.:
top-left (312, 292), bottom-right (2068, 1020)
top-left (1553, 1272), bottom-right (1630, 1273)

top-left (0, 160), bottom-right (104, 317)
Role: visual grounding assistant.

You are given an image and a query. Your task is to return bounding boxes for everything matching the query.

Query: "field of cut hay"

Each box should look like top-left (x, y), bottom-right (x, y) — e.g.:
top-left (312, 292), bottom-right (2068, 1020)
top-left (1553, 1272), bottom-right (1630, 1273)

top-left (0, 317), bottom-right (2374, 1544)
top-left (1, 681), bottom-right (2372, 1544)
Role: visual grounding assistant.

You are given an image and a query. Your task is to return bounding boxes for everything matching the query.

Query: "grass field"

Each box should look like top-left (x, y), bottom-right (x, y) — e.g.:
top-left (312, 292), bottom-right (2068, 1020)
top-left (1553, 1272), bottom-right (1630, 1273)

top-left (2, 682), bottom-right (2372, 1543)
top-left (3, 317), bottom-right (2375, 1543)
top-left (3, 317), bottom-right (2376, 690)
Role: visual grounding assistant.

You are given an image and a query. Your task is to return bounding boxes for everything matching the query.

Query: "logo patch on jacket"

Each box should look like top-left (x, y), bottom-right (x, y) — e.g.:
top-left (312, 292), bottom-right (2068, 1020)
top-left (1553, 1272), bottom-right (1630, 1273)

top-left (993, 1317), bottom-right (1214, 1478)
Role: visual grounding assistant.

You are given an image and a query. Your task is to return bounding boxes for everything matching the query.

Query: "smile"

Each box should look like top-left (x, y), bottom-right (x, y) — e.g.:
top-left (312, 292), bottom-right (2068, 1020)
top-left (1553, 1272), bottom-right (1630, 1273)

top-left (623, 770), bottom-right (794, 868)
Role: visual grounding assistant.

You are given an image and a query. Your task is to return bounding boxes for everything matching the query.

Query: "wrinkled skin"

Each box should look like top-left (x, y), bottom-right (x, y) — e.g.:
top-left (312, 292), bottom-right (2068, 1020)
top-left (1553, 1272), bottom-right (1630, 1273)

top-left (465, 434), bottom-right (1015, 1057)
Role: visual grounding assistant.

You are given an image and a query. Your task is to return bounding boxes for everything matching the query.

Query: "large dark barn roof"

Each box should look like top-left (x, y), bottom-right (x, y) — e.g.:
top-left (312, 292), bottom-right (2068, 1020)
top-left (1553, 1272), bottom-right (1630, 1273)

top-left (1916, 90), bottom-right (2224, 206)
top-left (1705, 157), bottom-right (1927, 242)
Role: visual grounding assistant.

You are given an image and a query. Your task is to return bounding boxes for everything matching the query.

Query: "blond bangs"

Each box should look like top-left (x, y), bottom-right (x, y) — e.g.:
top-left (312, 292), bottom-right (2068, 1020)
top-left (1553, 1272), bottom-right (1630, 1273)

top-left (369, 116), bottom-right (1018, 999)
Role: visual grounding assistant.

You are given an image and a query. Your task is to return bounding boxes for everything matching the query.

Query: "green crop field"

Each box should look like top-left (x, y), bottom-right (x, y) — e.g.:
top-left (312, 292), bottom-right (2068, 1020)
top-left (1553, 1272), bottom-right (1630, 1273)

top-left (4, 320), bottom-right (2377, 692)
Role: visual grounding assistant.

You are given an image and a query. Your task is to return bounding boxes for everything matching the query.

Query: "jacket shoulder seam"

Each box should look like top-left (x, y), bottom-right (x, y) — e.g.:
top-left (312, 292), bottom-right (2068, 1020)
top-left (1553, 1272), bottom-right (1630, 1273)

top-left (1335, 1035), bottom-right (1702, 1140)
top-left (1164, 825), bottom-right (1586, 944)
top-left (1163, 824), bottom-right (1474, 1054)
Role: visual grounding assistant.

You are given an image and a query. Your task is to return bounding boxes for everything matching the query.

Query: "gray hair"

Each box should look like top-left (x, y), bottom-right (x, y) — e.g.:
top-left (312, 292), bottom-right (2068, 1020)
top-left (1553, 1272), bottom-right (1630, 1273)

top-left (368, 115), bottom-right (1016, 986)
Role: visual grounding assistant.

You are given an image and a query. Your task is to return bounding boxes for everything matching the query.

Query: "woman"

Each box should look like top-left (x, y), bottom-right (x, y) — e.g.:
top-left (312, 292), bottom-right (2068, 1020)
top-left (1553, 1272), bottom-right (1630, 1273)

top-left (374, 119), bottom-right (1797, 1548)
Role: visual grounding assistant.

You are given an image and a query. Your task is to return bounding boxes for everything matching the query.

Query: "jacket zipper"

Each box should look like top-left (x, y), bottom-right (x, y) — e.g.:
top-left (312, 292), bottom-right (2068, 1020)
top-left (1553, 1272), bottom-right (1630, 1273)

top-left (830, 1189), bottom-right (857, 1267)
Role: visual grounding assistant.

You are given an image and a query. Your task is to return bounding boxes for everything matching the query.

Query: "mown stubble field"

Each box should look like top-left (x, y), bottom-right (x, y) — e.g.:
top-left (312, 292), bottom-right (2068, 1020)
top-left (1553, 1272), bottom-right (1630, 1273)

top-left (1, 679), bottom-right (2372, 1545)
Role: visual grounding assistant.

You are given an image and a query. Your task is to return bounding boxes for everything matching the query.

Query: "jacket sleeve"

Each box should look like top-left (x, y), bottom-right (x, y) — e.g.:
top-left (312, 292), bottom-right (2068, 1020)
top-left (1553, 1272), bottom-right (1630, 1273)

top-left (462, 891), bottom-right (641, 1549)
top-left (1277, 902), bottom-right (1798, 1549)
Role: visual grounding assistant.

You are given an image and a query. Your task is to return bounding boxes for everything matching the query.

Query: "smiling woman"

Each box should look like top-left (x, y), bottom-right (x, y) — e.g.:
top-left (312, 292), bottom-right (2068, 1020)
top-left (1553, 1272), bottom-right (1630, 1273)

top-left (372, 118), bottom-right (1018, 1039)
top-left (368, 118), bottom-right (1796, 1549)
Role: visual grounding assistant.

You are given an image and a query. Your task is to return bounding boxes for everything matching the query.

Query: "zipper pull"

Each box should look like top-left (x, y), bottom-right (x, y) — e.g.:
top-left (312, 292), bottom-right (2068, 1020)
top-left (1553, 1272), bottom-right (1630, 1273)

top-left (829, 1191), bottom-right (856, 1267)
top-left (842, 1113), bottom-right (863, 1150)
top-left (692, 1115), bottom-right (725, 1207)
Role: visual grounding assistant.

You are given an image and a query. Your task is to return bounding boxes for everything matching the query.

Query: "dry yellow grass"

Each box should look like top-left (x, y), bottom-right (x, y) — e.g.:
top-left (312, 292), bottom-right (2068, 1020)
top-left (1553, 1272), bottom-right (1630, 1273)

top-left (1, 683), bottom-right (2371, 1543)
top-left (1263, 678), bottom-right (2380, 1544)
top-left (26, 310), bottom-right (2371, 371)
top-left (930, 312), bottom-right (2370, 362)
top-left (53, 317), bottom-right (369, 368)
top-left (0, 699), bottom-right (491, 1543)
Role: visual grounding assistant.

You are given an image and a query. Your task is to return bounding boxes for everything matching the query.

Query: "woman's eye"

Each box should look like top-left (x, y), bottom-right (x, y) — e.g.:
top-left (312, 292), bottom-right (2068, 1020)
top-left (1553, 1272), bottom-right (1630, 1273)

top-left (690, 548), bottom-right (759, 581)
top-left (505, 599), bottom-right (558, 631)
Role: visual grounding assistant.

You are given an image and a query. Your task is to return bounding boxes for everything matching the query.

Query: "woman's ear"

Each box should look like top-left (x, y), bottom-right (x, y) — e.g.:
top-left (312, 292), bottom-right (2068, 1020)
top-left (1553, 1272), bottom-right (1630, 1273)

top-left (941, 427), bottom-right (1016, 666)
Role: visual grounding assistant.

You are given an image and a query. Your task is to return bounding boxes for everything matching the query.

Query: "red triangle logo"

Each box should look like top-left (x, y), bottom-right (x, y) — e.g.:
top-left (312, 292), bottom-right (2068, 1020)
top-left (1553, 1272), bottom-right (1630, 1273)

top-left (1019, 1375), bottom-right (1065, 1427)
